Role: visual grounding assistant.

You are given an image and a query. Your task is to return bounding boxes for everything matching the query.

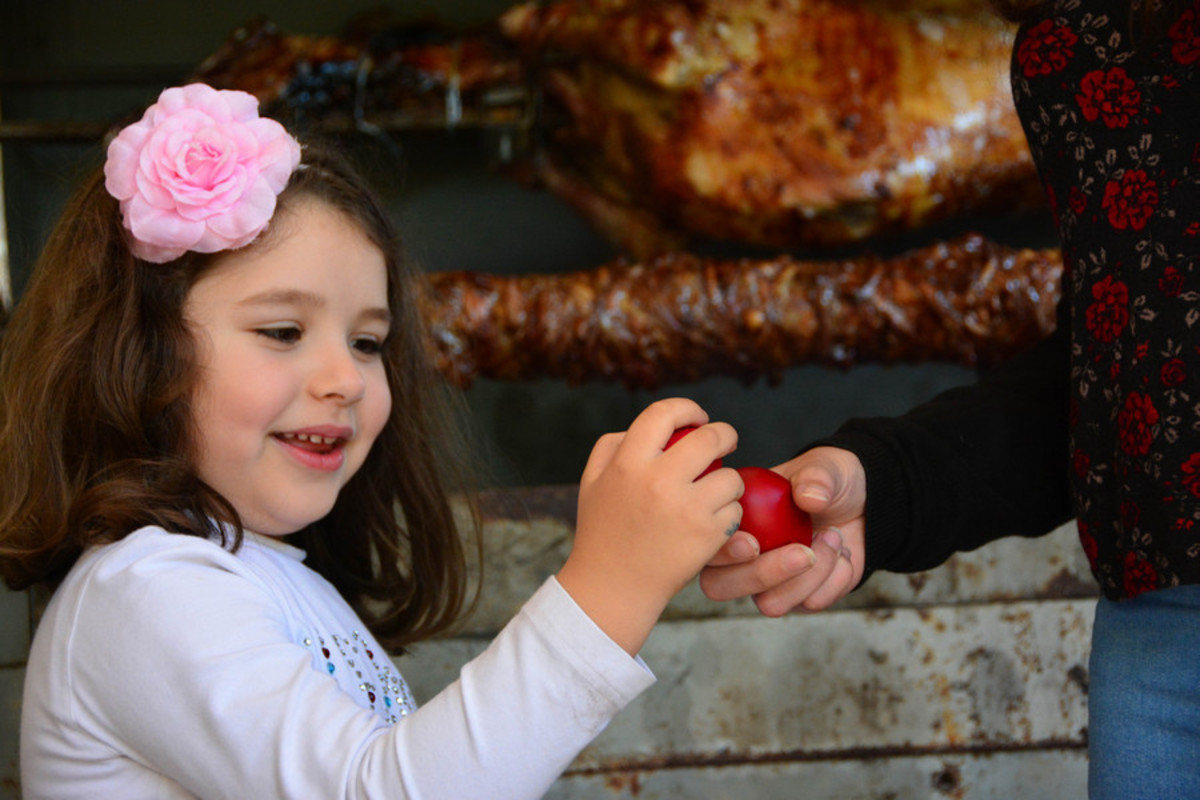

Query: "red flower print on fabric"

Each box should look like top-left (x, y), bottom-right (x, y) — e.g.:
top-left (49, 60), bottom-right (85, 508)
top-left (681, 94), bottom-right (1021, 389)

top-left (1162, 358), bottom-right (1188, 387)
top-left (1074, 447), bottom-right (1091, 477)
top-left (1120, 500), bottom-right (1141, 532)
top-left (1183, 453), bottom-right (1200, 498)
top-left (1118, 391), bottom-right (1160, 456)
top-left (1076, 67), bottom-right (1142, 127)
top-left (1169, 5), bottom-right (1200, 65)
top-left (1122, 551), bottom-right (1159, 597)
top-left (1085, 275), bottom-right (1130, 343)
top-left (1160, 266), bottom-right (1185, 296)
top-left (1102, 170), bottom-right (1159, 230)
top-left (1068, 186), bottom-right (1088, 214)
top-left (1017, 19), bottom-right (1078, 77)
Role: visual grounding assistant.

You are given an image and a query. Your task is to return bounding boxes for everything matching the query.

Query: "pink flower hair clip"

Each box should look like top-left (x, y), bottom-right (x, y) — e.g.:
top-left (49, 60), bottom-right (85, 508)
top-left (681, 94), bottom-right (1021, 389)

top-left (104, 83), bottom-right (302, 263)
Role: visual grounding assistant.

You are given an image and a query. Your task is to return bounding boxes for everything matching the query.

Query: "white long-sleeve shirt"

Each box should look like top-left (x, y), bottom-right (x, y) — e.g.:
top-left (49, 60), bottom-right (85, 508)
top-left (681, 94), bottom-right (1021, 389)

top-left (20, 526), bottom-right (654, 799)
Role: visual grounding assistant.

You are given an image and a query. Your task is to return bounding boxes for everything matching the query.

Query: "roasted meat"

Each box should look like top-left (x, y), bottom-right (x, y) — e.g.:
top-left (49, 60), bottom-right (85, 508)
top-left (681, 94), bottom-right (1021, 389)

top-left (191, 16), bottom-right (526, 127)
top-left (421, 234), bottom-right (1062, 389)
top-left (499, 0), bottom-right (1044, 256)
top-left (191, 2), bottom-right (1044, 256)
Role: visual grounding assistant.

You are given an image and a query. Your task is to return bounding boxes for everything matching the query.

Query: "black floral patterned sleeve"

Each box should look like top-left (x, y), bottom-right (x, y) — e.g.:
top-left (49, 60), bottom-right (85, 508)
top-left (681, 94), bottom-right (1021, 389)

top-left (1014, 0), bottom-right (1200, 599)
top-left (813, 0), bottom-right (1200, 601)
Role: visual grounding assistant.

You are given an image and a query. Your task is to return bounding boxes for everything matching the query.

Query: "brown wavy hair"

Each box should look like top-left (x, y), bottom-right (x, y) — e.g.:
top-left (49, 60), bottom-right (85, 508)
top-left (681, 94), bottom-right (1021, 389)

top-left (0, 137), bottom-right (481, 652)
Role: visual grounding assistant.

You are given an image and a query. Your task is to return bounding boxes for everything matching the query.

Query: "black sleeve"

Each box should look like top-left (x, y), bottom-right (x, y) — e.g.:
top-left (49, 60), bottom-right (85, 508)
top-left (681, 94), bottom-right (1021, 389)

top-left (809, 297), bottom-right (1073, 578)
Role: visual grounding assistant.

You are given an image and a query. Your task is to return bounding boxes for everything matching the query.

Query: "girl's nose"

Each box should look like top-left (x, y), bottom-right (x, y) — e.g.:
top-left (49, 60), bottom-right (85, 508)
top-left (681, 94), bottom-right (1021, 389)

top-left (311, 344), bottom-right (367, 404)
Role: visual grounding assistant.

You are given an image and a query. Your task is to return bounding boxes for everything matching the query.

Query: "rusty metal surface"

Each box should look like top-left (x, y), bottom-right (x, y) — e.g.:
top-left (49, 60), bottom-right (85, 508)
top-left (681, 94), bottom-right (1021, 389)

top-left (843, 523), bottom-right (1096, 608)
top-left (399, 598), bottom-right (1092, 785)
top-left (548, 750), bottom-right (1087, 799)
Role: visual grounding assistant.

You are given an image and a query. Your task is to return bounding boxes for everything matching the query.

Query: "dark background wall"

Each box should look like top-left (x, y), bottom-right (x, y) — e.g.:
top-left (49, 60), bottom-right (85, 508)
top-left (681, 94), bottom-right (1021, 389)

top-left (0, 1), bottom-right (1052, 489)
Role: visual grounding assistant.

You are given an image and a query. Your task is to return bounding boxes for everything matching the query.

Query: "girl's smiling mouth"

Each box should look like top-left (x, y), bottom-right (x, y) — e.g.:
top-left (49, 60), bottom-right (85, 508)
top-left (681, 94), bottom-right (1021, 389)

top-left (273, 429), bottom-right (352, 471)
top-left (276, 431), bottom-right (342, 451)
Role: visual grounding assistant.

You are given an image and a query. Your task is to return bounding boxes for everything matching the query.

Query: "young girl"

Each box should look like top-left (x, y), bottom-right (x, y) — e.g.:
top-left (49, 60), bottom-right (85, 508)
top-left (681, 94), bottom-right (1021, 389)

top-left (0, 83), bottom-right (744, 799)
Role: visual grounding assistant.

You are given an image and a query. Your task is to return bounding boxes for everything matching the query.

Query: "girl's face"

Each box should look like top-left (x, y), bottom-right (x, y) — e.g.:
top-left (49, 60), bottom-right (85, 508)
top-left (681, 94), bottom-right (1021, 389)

top-left (184, 199), bottom-right (393, 535)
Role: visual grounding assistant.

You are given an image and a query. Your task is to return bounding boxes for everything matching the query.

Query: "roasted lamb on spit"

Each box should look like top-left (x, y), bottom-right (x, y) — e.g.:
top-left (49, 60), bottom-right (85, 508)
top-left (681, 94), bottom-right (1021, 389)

top-left (421, 234), bottom-right (1063, 389)
top-left (499, 0), bottom-right (1043, 256)
top-left (193, 1), bottom-right (1045, 256)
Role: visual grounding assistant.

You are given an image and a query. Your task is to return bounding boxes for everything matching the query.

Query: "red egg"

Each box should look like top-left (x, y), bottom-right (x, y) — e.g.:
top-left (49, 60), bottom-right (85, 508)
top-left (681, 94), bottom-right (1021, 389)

top-left (735, 466), bottom-right (814, 551)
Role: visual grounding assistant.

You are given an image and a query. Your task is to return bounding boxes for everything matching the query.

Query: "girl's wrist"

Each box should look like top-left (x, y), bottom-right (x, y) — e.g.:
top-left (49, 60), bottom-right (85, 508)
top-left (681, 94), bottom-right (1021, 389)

top-left (556, 558), bottom-right (669, 656)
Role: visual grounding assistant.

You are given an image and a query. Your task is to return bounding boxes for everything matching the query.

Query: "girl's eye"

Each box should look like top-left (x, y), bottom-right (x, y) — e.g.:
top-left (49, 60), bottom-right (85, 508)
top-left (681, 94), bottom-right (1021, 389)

top-left (257, 326), bottom-right (302, 344)
top-left (352, 336), bottom-right (384, 357)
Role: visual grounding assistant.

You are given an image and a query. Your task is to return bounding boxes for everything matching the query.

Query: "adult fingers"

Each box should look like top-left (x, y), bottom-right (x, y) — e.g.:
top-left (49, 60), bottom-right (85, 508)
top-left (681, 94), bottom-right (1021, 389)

top-left (750, 529), bottom-right (846, 617)
top-left (698, 542), bottom-right (816, 602)
top-left (778, 447), bottom-right (866, 524)
top-left (799, 551), bottom-right (858, 611)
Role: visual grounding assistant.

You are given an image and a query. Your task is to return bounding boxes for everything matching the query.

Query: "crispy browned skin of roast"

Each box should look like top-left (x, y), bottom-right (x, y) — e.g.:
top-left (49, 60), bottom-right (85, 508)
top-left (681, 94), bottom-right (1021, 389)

top-left (191, 19), bottom-right (359, 112)
top-left (421, 234), bottom-right (1062, 389)
top-left (191, 5), bottom-right (1043, 255)
top-left (498, 0), bottom-right (1044, 257)
top-left (192, 16), bottom-right (523, 123)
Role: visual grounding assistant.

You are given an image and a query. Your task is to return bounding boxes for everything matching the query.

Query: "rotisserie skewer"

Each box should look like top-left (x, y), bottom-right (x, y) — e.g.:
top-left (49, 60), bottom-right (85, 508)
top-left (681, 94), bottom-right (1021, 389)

top-left (421, 234), bottom-right (1063, 389)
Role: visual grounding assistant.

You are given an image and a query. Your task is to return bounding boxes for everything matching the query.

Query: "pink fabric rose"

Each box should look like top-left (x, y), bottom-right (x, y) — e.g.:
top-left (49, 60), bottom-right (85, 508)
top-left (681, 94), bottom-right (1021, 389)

top-left (104, 83), bottom-right (302, 263)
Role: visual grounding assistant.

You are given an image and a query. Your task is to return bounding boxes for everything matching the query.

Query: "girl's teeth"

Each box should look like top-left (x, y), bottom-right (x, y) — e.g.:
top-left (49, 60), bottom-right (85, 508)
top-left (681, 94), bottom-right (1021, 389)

top-left (282, 432), bottom-right (338, 445)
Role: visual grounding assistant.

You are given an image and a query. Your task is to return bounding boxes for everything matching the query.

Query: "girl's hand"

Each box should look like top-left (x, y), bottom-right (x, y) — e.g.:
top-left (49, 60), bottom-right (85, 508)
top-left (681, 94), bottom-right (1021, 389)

top-left (699, 446), bottom-right (866, 616)
top-left (557, 398), bottom-right (742, 655)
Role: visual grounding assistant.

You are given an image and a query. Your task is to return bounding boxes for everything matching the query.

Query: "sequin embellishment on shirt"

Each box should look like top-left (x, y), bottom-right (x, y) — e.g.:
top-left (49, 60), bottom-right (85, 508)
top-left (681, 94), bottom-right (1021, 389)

top-left (305, 632), bottom-right (415, 723)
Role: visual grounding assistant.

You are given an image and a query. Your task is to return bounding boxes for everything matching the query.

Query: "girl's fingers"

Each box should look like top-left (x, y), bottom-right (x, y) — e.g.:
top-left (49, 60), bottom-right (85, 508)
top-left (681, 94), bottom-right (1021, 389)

top-left (579, 431), bottom-right (624, 484)
top-left (705, 530), bottom-right (761, 566)
top-left (662, 423), bottom-right (738, 486)
top-left (624, 397), bottom-right (708, 451)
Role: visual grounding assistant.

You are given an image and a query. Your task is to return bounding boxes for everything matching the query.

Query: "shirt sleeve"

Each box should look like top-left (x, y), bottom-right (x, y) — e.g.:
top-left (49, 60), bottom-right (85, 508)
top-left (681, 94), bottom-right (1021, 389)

top-left (55, 536), bottom-right (653, 799)
top-left (808, 295), bottom-right (1074, 580)
top-left (364, 577), bottom-right (655, 799)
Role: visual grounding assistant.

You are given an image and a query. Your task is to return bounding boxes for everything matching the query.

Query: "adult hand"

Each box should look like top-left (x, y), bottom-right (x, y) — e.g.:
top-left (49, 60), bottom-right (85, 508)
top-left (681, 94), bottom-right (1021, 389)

top-left (699, 446), bottom-right (866, 616)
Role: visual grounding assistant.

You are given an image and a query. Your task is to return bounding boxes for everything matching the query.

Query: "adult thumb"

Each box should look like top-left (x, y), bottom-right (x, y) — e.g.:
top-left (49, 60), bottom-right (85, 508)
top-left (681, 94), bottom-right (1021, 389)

top-left (785, 447), bottom-right (865, 522)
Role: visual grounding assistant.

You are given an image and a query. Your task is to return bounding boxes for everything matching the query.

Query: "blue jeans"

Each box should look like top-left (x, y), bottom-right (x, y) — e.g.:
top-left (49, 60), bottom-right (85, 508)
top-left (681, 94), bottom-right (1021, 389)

top-left (1088, 584), bottom-right (1200, 799)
